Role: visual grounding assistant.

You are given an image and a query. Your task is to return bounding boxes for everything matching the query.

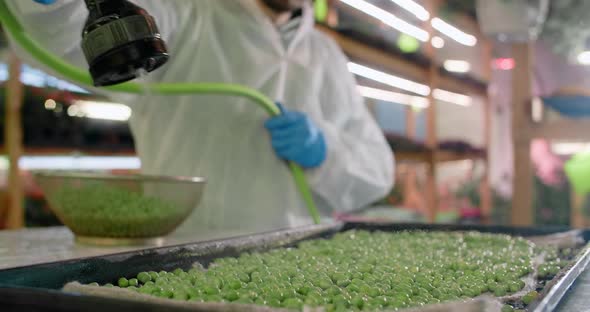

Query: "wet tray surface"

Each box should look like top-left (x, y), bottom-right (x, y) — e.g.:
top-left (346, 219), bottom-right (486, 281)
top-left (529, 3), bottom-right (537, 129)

top-left (0, 223), bottom-right (589, 312)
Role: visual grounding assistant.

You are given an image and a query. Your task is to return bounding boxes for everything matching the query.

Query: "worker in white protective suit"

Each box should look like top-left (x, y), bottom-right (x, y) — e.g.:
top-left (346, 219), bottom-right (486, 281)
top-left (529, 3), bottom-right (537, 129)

top-left (8, 0), bottom-right (394, 237)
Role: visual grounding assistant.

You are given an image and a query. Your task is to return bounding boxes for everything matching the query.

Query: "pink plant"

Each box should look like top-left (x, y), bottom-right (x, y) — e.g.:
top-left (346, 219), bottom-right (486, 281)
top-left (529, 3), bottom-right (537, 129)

top-left (531, 139), bottom-right (564, 186)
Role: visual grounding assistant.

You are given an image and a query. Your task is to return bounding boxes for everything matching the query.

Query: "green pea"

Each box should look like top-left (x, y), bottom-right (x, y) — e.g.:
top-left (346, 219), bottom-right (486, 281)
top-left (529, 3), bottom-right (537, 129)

top-left (161, 287), bottom-right (174, 298)
top-left (222, 290), bottom-right (239, 301)
top-left (139, 287), bottom-right (153, 295)
top-left (323, 303), bottom-right (336, 312)
top-left (367, 286), bottom-right (381, 297)
top-left (326, 286), bottom-right (341, 297)
top-left (88, 282), bottom-right (99, 287)
top-left (374, 295), bottom-right (393, 306)
top-left (494, 286), bottom-right (507, 297)
top-left (128, 278), bottom-right (139, 287)
top-left (351, 272), bottom-right (364, 280)
top-left (104, 283), bottom-right (114, 288)
top-left (228, 279), bottom-right (242, 290)
top-left (172, 290), bottom-right (188, 300)
top-left (282, 297), bottom-right (303, 309)
top-left (295, 284), bottom-right (311, 296)
top-left (502, 305), bottom-right (515, 312)
top-left (148, 271), bottom-right (159, 280)
top-left (205, 294), bottom-right (224, 302)
top-left (548, 265), bottom-right (560, 276)
top-left (318, 279), bottom-right (332, 290)
top-left (266, 298), bottom-right (282, 307)
top-left (117, 278), bottom-right (129, 288)
top-left (173, 268), bottom-right (184, 276)
top-left (235, 297), bottom-right (253, 304)
top-left (364, 302), bottom-right (384, 311)
top-left (509, 281), bottom-right (523, 293)
top-left (137, 272), bottom-right (151, 284)
top-left (346, 284), bottom-right (360, 294)
top-left (351, 295), bottom-right (365, 309)
top-left (304, 295), bottom-right (323, 306)
top-left (464, 288), bottom-right (480, 298)
top-left (523, 291), bottom-right (539, 305)
top-left (151, 287), bottom-right (164, 296)
top-left (268, 289), bottom-right (285, 301)
top-left (332, 293), bottom-right (350, 304)
top-left (177, 272), bottom-right (189, 280)
top-left (336, 279), bottom-right (350, 287)
top-left (236, 272), bottom-right (250, 283)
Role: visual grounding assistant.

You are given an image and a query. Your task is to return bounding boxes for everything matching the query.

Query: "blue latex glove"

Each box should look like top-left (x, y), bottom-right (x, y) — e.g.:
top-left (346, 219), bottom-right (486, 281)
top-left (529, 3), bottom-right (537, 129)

top-left (33, 0), bottom-right (56, 4)
top-left (264, 103), bottom-right (327, 168)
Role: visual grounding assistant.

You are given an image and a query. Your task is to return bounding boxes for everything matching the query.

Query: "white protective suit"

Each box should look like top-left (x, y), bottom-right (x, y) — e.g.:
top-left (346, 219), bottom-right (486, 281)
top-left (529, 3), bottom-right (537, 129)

top-left (7, 0), bottom-right (394, 236)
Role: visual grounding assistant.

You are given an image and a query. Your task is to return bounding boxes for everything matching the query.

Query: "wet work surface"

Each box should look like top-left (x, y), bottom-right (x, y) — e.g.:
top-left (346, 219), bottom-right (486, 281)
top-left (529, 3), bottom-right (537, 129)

top-left (0, 226), bottom-right (253, 270)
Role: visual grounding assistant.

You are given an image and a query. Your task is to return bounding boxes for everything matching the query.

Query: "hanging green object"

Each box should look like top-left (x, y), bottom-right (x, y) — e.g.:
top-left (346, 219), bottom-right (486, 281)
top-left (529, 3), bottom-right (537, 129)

top-left (564, 152), bottom-right (590, 195)
top-left (314, 0), bottom-right (329, 23)
top-left (397, 33), bottom-right (420, 54)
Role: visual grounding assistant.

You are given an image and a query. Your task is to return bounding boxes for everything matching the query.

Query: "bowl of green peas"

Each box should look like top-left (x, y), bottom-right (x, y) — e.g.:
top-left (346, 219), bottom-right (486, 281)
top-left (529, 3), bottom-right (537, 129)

top-left (34, 171), bottom-right (206, 244)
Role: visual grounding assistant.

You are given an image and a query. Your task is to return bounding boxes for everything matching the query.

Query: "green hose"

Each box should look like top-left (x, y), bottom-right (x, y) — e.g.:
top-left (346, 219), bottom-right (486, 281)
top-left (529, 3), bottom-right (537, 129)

top-left (0, 0), bottom-right (321, 224)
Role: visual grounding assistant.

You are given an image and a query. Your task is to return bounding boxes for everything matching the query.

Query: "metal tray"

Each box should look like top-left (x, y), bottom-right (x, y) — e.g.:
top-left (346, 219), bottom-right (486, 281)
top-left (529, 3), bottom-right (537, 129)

top-left (0, 222), bottom-right (589, 312)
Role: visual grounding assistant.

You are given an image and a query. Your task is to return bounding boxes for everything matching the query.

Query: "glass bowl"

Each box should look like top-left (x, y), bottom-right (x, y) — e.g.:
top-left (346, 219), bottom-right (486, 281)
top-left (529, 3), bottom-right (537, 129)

top-left (33, 171), bottom-right (206, 244)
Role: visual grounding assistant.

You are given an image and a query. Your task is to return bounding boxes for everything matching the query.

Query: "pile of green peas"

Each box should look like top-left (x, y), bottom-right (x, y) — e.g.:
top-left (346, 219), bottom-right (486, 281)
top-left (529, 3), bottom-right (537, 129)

top-left (91, 230), bottom-right (556, 311)
top-left (535, 245), bottom-right (567, 280)
top-left (55, 184), bottom-right (178, 236)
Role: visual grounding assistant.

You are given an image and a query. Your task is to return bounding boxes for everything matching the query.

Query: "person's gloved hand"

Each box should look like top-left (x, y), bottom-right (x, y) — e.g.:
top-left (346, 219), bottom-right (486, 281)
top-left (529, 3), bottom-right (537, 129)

top-left (264, 103), bottom-right (327, 168)
top-left (33, 0), bottom-right (56, 4)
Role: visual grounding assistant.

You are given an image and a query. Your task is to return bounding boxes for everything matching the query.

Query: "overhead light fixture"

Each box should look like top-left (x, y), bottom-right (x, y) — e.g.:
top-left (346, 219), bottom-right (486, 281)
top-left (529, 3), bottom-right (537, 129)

top-left (388, 0), bottom-right (429, 21)
top-left (369, 0), bottom-right (477, 47)
top-left (348, 62), bottom-right (431, 96)
top-left (17, 156), bottom-right (141, 170)
top-left (578, 51), bottom-right (590, 65)
top-left (339, 0), bottom-right (429, 42)
top-left (44, 99), bottom-right (57, 110)
top-left (68, 100), bottom-right (132, 121)
top-left (431, 18), bottom-right (477, 46)
top-left (443, 60), bottom-right (471, 73)
top-left (0, 63), bottom-right (88, 93)
top-left (350, 62), bottom-right (471, 106)
top-left (431, 36), bottom-right (445, 49)
top-left (358, 85), bottom-right (429, 108)
top-left (433, 89), bottom-right (472, 106)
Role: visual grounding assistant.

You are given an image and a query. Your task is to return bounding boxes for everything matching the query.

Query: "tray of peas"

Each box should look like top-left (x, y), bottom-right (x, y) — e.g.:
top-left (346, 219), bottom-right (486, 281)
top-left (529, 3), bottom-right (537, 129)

top-left (0, 222), bottom-right (589, 312)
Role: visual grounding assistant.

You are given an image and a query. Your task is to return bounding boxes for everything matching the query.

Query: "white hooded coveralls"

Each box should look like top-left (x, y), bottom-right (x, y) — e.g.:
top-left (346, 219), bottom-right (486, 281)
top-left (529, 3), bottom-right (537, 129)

top-left (7, 0), bottom-right (394, 236)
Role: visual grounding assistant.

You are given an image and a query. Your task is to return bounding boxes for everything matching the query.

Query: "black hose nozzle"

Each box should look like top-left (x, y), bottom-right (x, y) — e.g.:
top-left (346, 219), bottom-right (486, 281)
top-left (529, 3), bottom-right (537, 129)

top-left (81, 0), bottom-right (169, 87)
